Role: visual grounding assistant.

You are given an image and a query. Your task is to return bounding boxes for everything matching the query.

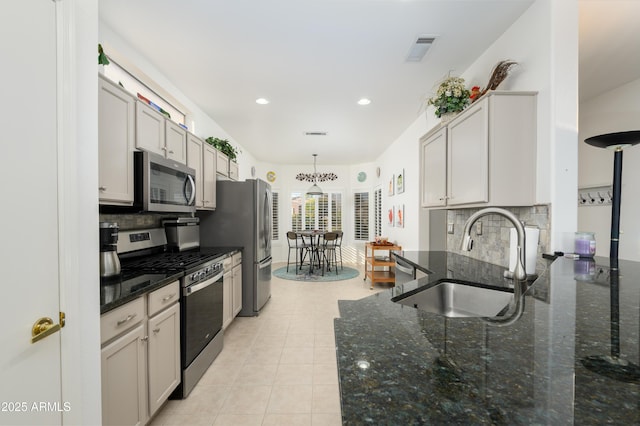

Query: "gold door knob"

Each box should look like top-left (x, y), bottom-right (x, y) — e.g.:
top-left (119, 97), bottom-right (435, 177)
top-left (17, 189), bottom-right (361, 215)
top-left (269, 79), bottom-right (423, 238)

top-left (31, 317), bottom-right (61, 344)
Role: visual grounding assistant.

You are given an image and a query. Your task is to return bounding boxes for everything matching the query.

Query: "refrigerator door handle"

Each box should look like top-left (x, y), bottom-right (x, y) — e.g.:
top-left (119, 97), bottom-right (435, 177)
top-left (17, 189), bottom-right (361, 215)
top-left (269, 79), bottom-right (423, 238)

top-left (258, 258), bottom-right (272, 270)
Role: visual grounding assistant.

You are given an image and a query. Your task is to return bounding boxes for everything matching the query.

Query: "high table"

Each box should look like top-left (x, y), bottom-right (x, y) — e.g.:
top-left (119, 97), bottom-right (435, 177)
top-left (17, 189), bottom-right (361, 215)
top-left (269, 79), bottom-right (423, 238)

top-left (296, 230), bottom-right (323, 273)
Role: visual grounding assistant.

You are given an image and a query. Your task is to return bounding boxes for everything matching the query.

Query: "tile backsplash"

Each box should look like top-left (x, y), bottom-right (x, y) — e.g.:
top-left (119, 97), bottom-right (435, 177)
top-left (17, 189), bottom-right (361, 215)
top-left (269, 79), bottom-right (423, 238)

top-left (99, 213), bottom-right (192, 231)
top-left (446, 205), bottom-right (550, 271)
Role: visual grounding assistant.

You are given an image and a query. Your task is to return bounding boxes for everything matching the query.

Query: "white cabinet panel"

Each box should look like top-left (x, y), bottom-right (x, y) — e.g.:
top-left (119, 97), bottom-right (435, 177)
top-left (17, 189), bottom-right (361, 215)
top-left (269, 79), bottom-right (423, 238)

top-left (419, 91), bottom-right (537, 209)
top-left (101, 323), bottom-right (147, 426)
top-left (187, 134), bottom-right (205, 209)
top-left (147, 303), bottom-right (180, 416)
top-left (99, 76), bottom-right (135, 205)
top-left (165, 120), bottom-right (187, 163)
top-left (203, 143), bottom-right (217, 209)
top-left (135, 101), bottom-right (165, 155)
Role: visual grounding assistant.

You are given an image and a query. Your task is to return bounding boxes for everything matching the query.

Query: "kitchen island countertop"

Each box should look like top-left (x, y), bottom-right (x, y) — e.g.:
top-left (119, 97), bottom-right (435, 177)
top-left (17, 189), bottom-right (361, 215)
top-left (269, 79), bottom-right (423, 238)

top-left (335, 251), bottom-right (639, 424)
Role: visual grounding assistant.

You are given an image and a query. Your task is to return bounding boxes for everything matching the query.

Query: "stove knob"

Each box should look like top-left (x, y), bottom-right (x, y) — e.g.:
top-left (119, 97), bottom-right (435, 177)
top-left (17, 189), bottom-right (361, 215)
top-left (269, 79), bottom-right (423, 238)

top-left (190, 273), bottom-right (197, 281)
top-left (199, 271), bottom-right (206, 280)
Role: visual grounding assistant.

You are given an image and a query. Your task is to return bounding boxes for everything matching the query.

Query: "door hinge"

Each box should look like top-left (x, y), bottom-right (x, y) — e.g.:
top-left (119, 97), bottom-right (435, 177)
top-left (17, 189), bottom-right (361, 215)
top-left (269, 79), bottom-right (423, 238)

top-left (59, 312), bottom-right (66, 328)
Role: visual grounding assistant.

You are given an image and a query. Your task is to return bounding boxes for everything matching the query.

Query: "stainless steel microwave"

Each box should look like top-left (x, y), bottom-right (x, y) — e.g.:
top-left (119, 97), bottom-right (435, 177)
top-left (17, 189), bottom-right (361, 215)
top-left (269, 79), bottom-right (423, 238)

top-left (134, 151), bottom-right (196, 213)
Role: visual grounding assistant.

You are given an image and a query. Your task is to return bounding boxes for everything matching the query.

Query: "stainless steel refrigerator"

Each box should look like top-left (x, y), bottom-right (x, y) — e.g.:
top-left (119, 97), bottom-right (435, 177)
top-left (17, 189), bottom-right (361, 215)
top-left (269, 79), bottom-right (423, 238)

top-left (198, 179), bottom-right (272, 316)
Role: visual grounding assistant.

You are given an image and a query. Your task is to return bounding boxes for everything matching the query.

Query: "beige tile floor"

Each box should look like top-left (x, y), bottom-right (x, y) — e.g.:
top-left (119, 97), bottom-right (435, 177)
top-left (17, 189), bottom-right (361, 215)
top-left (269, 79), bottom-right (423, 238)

top-left (149, 262), bottom-right (384, 426)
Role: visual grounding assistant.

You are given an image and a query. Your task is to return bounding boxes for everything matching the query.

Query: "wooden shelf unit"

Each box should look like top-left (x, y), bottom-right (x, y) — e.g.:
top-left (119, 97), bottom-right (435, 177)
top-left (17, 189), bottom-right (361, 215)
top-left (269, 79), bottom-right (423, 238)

top-left (365, 242), bottom-right (402, 289)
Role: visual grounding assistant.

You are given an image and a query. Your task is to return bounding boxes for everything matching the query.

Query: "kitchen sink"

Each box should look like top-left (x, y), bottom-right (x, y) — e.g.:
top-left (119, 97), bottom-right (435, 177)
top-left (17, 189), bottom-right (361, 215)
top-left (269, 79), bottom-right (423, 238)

top-left (394, 281), bottom-right (514, 318)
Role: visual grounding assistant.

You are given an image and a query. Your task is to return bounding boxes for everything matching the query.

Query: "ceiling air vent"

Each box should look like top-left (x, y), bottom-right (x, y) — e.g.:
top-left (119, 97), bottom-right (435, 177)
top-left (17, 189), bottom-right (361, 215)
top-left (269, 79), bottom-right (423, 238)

top-left (304, 131), bottom-right (328, 136)
top-left (406, 36), bottom-right (436, 62)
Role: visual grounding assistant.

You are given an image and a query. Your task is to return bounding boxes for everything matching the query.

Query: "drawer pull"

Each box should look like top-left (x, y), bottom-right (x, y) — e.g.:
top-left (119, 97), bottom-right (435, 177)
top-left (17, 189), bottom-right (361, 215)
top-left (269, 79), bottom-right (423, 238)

top-left (161, 294), bottom-right (176, 302)
top-left (116, 313), bottom-right (137, 326)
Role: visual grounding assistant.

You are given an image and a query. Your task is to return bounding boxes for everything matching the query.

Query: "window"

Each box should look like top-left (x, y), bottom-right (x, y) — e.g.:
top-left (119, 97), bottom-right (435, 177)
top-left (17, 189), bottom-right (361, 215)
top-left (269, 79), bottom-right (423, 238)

top-left (291, 192), bottom-right (342, 232)
top-left (271, 191), bottom-right (279, 240)
top-left (374, 187), bottom-right (382, 238)
top-left (103, 59), bottom-right (186, 126)
top-left (354, 192), bottom-right (369, 241)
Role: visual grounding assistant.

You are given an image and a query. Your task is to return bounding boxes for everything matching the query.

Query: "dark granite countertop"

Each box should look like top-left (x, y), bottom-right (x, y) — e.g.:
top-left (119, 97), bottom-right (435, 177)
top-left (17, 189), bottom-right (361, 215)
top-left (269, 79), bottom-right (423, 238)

top-left (100, 247), bottom-right (241, 314)
top-left (100, 271), bottom-right (183, 314)
top-left (335, 251), bottom-right (639, 424)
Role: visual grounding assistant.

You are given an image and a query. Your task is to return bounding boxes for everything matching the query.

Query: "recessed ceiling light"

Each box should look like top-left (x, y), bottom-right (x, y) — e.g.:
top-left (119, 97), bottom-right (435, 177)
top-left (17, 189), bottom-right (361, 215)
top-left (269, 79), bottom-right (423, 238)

top-left (357, 98), bottom-right (371, 106)
top-left (255, 98), bottom-right (270, 105)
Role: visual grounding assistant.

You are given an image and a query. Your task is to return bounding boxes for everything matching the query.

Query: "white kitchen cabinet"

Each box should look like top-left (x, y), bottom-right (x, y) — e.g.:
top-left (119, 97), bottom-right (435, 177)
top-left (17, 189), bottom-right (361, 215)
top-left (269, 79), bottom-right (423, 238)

top-left (147, 302), bottom-right (180, 416)
top-left (232, 252), bottom-right (243, 317)
top-left (420, 91), bottom-right (537, 209)
top-left (222, 252), bottom-right (242, 329)
top-left (229, 160), bottom-right (239, 181)
top-left (203, 143), bottom-right (217, 209)
top-left (186, 133), bottom-right (204, 209)
top-left (98, 75), bottom-right (135, 205)
top-left (187, 134), bottom-right (217, 210)
top-left (136, 101), bottom-right (165, 156)
top-left (420, 126), bottom-right (447, 208)
top-left (136, 101), bottom-right (187, 163)
top-left (222, 256), bottom-right (233, 330)
top-left (101, 281), bottom-right (181, 425)
top-left (216, 150), bottom-right (229, 178)
top-left (101, 323), bottom-right (147, 426)
top-left (165, 120), bottom-right (187, 163)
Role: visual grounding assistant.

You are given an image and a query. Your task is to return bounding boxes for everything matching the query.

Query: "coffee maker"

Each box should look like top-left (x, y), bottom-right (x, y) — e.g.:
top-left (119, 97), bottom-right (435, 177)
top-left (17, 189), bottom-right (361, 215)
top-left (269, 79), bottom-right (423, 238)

top-left (100, 222), bottom-right (121, 277)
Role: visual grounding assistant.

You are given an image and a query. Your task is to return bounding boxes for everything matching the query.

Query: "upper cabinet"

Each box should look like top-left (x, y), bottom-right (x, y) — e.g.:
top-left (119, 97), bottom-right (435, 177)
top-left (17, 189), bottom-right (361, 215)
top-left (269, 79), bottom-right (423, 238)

top-left (165, 120), bottom-right (187, 163)
top-left (98, 75), bottom-right (135, 206)
top-left (215, 150), bottom-right (239, 181)
top-left (421, 91), bottom-right (537, 209)
top-left (136, 101), bottom-right (186, 163)
top-left (186, 133), bottom-right (217, 210)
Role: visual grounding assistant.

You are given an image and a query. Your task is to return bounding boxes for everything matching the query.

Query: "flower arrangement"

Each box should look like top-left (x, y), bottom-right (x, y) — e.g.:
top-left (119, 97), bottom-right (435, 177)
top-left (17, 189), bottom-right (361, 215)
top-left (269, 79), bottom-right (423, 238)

top-left (427, 76), bottom-right (471, 118)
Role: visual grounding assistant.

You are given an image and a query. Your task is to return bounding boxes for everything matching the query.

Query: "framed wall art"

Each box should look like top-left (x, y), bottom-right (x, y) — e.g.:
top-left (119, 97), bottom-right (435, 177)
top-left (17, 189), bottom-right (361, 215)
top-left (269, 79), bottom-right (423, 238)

top-left (388, 175), bottom-right (395, 196)
top-left (395, 204), bottom-right (404, 228)
top-left (396, 169), bottom-right (405, 194)
top-left (387, 206), bottom-right (395, 227)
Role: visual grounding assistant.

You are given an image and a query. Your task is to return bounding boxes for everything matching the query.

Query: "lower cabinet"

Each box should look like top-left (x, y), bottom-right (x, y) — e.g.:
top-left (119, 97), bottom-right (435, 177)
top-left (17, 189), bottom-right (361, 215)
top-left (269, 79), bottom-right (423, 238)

top-left (101, 281), bottom-right (180, 426)
top-left (223, 251), bottom-right (243, 329)
top-left (232, 252), bottom-right (243, 317)
top-left (101, 323), bottom-right (147, 426)
top-left (147, 303), bottom-right (180, 415)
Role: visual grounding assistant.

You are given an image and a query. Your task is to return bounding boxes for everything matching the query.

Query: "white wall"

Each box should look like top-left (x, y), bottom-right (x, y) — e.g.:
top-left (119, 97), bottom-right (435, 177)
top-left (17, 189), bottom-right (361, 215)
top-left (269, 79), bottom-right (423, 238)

top-left (376, 115), bottom-right (431, 251)
top-left (461, 0), bottom-right (579, 252)
top-left (379, 0), bottom-right (579, 254)
top-left (578, 77), bottom-right (640, 260)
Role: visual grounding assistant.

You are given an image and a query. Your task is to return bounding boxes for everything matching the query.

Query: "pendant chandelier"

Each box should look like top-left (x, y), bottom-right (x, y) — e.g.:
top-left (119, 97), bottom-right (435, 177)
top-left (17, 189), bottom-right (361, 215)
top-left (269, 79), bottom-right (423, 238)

top-left (299, 154), bottom-right (336, 196)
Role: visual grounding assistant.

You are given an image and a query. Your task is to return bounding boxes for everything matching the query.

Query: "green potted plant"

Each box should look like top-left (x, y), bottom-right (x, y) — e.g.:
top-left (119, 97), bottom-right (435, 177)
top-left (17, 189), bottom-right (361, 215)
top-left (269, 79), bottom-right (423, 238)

top-left (205, 137), bottom-right (240, 161)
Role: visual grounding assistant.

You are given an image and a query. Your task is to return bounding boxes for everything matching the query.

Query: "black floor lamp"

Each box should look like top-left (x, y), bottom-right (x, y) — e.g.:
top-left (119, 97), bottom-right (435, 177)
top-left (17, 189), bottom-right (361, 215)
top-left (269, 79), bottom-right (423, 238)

top-left (581, 130), bottom-right (640, 383)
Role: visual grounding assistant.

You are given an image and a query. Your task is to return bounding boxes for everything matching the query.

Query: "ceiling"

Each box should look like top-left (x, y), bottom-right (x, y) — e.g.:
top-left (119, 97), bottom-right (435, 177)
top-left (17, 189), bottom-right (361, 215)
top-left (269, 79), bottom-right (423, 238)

top-left (99, 0), bottom-right (640, 165)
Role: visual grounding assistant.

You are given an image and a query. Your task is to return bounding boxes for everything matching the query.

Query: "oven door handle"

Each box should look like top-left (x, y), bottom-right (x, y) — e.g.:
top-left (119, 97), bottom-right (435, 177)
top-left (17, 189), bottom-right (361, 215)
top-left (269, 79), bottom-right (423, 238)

top-left (185, 272), bottom-right (223, 296)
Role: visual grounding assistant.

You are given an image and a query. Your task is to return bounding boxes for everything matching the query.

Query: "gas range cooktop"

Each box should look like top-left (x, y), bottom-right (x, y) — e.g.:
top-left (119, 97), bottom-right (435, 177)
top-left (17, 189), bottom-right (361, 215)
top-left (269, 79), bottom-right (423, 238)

top-left (120, 250), bottom-right (225, 273)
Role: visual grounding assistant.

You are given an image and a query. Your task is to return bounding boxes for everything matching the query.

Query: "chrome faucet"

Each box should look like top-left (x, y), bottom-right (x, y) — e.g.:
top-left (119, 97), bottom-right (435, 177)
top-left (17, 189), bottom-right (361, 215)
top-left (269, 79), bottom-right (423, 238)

top-left (460, 207), bottom-right (527, 281)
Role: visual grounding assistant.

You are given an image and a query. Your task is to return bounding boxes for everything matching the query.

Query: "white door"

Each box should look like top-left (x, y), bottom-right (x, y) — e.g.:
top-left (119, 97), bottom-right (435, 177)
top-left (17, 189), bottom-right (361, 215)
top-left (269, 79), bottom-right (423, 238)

top-left (0, 1), bottom-right (63, 425)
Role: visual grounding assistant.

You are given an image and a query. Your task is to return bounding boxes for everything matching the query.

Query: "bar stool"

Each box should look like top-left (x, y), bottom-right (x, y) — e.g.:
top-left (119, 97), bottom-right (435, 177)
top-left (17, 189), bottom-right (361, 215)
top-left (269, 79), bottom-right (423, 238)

top-left (286, 231), bottom-right (310, 273)
top-left (321, 232), bottom-right (340, 275)
top-left (335, 230), bottom-right (344, 271)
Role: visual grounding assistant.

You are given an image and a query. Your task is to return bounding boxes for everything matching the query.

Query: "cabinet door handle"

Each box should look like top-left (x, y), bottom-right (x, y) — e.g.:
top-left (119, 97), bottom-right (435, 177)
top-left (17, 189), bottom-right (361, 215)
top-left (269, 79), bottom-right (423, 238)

top-left (161, 146), bottom-right (167, 151)
top-left (153, 328), bottom-right (160, 334)
top-left (99, 186), bottom-right (107, 191)
top-left (140, 336), bottom-right (148, 343)
top-left (161, 294), bottom-right (175, 302)
top-left (116, 313), bottom-right (137, 326)
top-left (168, 150), bottom-right (174, 154)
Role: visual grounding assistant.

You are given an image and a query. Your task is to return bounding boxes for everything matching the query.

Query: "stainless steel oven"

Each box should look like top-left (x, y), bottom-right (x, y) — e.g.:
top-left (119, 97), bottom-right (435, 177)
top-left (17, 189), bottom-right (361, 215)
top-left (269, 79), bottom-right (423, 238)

top-left (176, 260), bottom-right (224, 398)
top-left (117, 227), bottom-right (226, 399)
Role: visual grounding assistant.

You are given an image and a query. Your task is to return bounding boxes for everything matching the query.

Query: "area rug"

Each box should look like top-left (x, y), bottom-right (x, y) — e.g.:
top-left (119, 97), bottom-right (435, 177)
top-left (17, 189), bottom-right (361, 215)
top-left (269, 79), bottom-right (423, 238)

top-left (272, 265), bottom-right (360, 282)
